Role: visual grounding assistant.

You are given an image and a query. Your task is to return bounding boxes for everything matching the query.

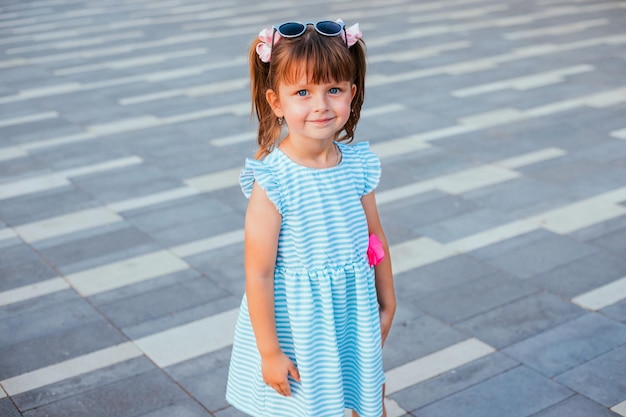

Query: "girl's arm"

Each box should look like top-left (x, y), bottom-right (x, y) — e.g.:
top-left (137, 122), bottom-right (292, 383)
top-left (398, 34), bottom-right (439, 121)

top-left (361, 191), bottom-right (396, 346)
top-left (244, 182), bottom-right (300, 396)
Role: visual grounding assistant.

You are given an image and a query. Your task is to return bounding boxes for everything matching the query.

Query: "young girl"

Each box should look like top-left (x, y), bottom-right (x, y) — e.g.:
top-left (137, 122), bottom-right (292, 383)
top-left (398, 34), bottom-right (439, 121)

top-left (226, 20), bottom-right (396, 417)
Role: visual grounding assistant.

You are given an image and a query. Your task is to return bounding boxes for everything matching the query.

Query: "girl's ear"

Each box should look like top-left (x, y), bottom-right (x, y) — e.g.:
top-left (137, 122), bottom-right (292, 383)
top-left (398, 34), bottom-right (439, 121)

top-left (351, 84), bottom-right (357, 99)
top-left (265, 89), bottom-right (283, 118)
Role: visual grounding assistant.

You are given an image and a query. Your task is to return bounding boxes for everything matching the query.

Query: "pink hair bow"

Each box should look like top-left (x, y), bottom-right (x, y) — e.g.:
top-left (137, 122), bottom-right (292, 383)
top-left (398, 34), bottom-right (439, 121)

top-left (256, 27), bottom-right (280, 63)
top-left (340, 20), bottom-right (362, 47)
top-left (367, 234), bottom-right (385, 267)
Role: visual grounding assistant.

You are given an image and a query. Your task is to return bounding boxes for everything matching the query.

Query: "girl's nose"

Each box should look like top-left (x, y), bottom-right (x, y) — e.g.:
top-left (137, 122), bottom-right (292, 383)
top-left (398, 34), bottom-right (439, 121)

top-left (313, 94), bottom-right (329, 111)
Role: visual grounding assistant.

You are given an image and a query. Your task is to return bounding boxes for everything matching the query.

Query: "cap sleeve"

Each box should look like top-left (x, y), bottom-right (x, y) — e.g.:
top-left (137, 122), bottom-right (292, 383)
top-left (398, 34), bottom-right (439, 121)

top-left (239, 158), bottom-right (283, 214)
top-left (353, 141), bottom-right (381, 196)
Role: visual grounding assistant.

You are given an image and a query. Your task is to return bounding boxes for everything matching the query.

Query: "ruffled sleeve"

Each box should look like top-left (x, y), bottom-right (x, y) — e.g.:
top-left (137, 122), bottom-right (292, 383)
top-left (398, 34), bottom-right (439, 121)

top-left (239, 158), bottom-right (283, 214)
top-left (353, 142), bottom-right (381, 196)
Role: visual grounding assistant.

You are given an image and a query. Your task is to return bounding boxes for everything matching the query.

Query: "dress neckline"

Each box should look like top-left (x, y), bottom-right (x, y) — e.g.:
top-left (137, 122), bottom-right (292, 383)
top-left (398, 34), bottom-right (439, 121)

top-left (276, 142), bottom-right (345, 172)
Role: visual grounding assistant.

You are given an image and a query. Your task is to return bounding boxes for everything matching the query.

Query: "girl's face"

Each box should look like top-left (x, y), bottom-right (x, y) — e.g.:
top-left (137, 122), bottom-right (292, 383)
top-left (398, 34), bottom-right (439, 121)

top-left (267, 74), bottom-right (356, 144)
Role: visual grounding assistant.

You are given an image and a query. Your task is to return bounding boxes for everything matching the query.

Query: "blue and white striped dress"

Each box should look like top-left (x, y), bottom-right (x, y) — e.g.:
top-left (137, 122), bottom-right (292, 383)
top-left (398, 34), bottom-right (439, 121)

top-left (226, 141), bottom-right (385, 417)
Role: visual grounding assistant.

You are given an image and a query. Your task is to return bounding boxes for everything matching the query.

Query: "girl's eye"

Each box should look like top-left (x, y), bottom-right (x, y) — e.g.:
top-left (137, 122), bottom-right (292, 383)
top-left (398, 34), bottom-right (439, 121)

top-left (329, 87), bottom-right (339, 94)
top-left (296, 90), bottom-right (308, 97)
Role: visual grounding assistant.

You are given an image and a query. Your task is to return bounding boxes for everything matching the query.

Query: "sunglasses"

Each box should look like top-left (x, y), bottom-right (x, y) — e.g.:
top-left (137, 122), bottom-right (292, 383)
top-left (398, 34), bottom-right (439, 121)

top-left (272, 21), bottom-right (347, 47)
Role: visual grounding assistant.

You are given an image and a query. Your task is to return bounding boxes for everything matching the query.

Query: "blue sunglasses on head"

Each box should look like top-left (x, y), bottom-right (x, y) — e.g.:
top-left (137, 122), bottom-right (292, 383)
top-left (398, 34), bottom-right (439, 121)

top-left (272, 20), bottom-right (347, 47)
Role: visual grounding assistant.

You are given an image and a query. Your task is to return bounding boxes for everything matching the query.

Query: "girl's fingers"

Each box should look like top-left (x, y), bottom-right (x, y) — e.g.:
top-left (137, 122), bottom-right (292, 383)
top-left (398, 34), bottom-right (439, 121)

top-left (288, 362), bottom-right (301, 381)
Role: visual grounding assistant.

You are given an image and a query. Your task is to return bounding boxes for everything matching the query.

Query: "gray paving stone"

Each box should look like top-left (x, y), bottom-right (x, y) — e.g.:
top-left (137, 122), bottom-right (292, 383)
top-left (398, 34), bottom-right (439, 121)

top-left (0, 186), bottom-right (100, 226)
top-left (378, 190), bottom-right (444, 244)
top-left (415, 207), bottom-right (517, 243)
top-left (34, 224), bottom-right (158, 273)
top-left (395, 254), bottom-right (501, 301)
top-left (462, 177), bottom-right (577, 219)
top-left (390, 353), bottom-right (519, 411)
top-left (556, 345), bottom-right (626, 407)
top-left (504, 313), bottom-right (626, 377)
top-left (480, 232), bottom-right (599, 279)
top-left (0, 243), bottom-right (57, 291)
top-left (123, 194), bottom-right (235, 234)
top-left (0, 155), bottom-right (47, 182)
top-left (214, 406), bottom-right (250, 417)
top-left (569, 215), bottom-right (626, 242)
top-left (0, 289), bottom-right (76, 321)
top-left (530, 251), bottom-right (626, 298)
top-left (183, 244), bottom-right (245, 296)
top-left (0, 297), bottom-right (103, 349)
top-left (0, 117), bottom-right (77, 141)
top-left (71, 165), bottom-right (184, 202)
top-left (97, 274), bottom-right (229, 329)
top-left (603, 299), bottom-right (626, 324)
top-left (30, 141), bottom-right (135, 173)
top-left (0, 319), bottom-right (127, 380)
top-left (385, 193), bottom-right (480, 235)
top-left (150, 210), bottom-right (243, 248)
top-left (122, 295), bottom-right (240, 340)
top-left (414, 366), bottom-right (573, 417)
top-left (13, 356), bottom-right (155, 411)
top-left (588, 227), bottom-right (626, 257)
top-left (417, 273), bottom-right (540, 324)
top-left (455, 291), bottom-right (585, 349)
top-left (382, 303), bottom-right (467, 370)
top-left (0, 398), bottom-right (21, 417)
top-left (166, 347), bottom-right (232, 413)
top-left (136, 398), bottom-right (212, 417)
top-left (531, 395), bottom-right (621, 417)
top-left (22, 369), bottom-right (188, 417)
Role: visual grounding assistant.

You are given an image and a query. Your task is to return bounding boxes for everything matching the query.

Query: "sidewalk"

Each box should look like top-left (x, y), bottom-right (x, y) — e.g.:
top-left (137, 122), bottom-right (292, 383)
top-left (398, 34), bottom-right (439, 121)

top-left (1, 0), bottom-right (626, 416)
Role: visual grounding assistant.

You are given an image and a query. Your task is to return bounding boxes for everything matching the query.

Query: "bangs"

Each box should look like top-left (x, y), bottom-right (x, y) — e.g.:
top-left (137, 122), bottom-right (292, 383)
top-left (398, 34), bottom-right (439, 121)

top-left (272, 28), bottom-right (355, 86)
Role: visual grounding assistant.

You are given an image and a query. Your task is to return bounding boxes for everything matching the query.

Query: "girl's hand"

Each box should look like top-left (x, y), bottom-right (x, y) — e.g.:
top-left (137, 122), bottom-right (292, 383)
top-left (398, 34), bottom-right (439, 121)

top-left (261, 351), bottom-right (301, 396)
top-left (379, 309), bottom-right (394, 347)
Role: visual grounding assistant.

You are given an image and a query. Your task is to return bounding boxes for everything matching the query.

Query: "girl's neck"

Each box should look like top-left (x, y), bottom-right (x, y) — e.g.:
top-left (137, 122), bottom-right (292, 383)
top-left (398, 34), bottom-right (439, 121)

top-left (279, 136), bottom-right (340, 169)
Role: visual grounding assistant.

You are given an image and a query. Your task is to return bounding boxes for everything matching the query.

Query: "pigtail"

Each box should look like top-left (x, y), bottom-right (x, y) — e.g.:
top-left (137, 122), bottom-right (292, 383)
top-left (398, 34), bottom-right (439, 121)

top-left (249, 38), bottom-right (282, 160)
top-left (337, 38), bottom-right (366, 143)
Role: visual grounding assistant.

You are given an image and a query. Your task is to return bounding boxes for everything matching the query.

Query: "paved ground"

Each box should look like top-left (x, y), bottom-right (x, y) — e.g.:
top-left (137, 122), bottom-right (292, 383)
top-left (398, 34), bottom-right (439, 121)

top-left (1, 0), bottom-right (626, 416)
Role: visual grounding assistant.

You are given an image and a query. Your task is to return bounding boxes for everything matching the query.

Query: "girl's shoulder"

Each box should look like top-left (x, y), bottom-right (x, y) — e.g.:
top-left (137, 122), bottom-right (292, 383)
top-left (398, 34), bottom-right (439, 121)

top-left (338, 141), bottom-right (380, 167)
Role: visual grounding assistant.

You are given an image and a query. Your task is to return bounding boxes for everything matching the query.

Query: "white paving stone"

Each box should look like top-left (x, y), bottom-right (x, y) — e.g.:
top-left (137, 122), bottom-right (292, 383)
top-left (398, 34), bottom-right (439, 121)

top-left (107, 187), bottom-right (198, 212)
top-left (432, 165), bottom-right (520, 194)
top-left (171, 229), bottom-right (244, 258)
top-left (572, 277), bottom-right (626, 311)
top-left (0, 174), bottom-right (70, 201)
top-left (0, 342), bottom-right (142, 396)
top-left (392, 237), bottom-right (459, 275)
top-left (610, 128), bottom-right (626, 140)
top-left (60, 156), bottom-right (143, 178)
top-left (452, 65), bottom-right (594, 96)
top-left (529, 198), bottom-right (626, 235)
top-left (0, 111), bottom-right (58, 127)
top-left (385, 338), bottom-right (496, 394)
top-left (184, 167), bottom-right (241, 193)
top-left (504, 18), bottom-right (608, 40)
top-left (0, 278), bottom-right (70, 308)
top-left (612, 400), bottom-right (626, 416)
top-left (65, 250), bottom-right (189, 297)
top-left (447, 220), bottom-right (538, 253)
top-left (134, 308), bottom-right (239, 368)
top-left (496, 147), bottom-right (567, 169)
top-left (210, 131), bottom-right (256, 147)
top-left (0, 227), bottom-right (17, 242)
top-left (0, 146), bottom-right (28, 161)
top-left (15, 207), bottom-right (122, 243)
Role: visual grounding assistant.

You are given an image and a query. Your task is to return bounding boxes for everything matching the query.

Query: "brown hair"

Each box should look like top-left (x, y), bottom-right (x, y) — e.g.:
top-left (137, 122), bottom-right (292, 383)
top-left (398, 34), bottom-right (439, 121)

top-left (249, 26), bottom-right (367, 159)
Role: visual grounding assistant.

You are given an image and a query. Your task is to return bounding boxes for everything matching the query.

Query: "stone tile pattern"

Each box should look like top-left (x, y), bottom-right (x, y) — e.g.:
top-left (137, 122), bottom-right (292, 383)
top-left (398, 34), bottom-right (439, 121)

top-left (1, 0), bottom-right (626, 416)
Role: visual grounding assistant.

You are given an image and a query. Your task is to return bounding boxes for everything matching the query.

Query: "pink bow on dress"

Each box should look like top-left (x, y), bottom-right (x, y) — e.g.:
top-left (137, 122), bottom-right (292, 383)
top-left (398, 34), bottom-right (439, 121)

top-left (367, 234), bottom-right (385, 267)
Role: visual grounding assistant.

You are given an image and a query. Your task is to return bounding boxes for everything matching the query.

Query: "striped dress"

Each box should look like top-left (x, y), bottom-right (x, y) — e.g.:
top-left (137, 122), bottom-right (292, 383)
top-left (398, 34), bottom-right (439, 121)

top-left (226, 141), bottom-right (385, 417)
